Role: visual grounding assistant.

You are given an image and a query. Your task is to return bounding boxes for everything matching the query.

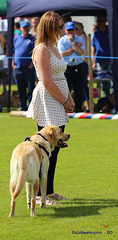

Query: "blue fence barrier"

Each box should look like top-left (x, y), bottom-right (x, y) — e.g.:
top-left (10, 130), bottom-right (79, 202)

top-left (1, 56), bottom-right (118, 60)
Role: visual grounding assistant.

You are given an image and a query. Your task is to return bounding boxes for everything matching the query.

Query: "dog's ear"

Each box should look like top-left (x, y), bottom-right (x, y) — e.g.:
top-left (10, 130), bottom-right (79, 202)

top-left (47, 127), bottom-right (58, 143)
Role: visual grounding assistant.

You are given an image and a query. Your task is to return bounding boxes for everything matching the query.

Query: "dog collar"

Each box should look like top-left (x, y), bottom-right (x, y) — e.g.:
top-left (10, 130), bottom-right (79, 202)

top-left (36, 133), bottom-right (48, 142)
top-left (25, 133), bottom-right (48, 143)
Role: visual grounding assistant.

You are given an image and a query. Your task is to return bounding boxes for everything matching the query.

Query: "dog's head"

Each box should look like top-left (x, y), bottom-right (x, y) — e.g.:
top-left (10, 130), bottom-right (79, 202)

top-left (37, 126), bottom-right (70, 150)
top-left (27, 126), bottom-right (70, 152)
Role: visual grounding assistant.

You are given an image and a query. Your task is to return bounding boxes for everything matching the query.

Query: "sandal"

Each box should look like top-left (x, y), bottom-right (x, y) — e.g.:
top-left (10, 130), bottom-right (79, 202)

top-left (46, 196), bottom-right (58, 205)
top-left (36, 196), bottom-right (58, 205)
top-left (47, 193), bottom-right (68, 200)
top-left (36, 196), bottom-right (42, 205)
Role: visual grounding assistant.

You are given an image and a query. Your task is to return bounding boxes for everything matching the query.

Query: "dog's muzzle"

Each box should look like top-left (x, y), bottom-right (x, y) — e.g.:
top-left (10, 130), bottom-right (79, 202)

top-left (57, 134), bottom-right (70, 148)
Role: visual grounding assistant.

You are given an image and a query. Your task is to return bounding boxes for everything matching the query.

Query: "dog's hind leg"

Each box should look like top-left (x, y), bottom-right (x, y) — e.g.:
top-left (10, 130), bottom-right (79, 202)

top-left (9, 180), bottom-right (16, 217)
top-left (9, 170), bottom-right (26, 217)
top-left (9, 197), bottom-right (16, 217)
top-left (40, 160), bottom-right (49, 208)
top-left (26, 183), bottom-right (32, 209)
top-left (31, 179), bottom-right (39, 217)
top-left (40, 177), bottom-right (47, 208)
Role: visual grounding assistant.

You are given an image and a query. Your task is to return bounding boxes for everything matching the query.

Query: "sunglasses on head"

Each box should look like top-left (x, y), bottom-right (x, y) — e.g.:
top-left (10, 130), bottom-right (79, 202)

top-left (59, 24), bottom-right (64, 30)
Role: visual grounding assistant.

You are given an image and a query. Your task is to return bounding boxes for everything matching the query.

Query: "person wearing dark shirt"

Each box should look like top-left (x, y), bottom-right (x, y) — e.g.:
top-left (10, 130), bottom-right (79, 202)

top-left (12, 21), bottom-right (35, 110)
top-left (92, 16), bottom-right (111, 96)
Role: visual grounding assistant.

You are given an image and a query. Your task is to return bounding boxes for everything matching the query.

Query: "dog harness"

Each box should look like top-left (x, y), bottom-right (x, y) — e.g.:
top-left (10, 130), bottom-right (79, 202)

top-left (35, 143), bottom-right (49, 157)
top-left (24, 135), bottom-right (49, 157)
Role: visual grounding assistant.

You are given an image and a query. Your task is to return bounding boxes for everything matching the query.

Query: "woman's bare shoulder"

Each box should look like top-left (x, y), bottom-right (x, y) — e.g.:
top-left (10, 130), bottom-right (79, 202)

top-left (36, 45), bottom-right (50, 54)
top-left (34, 45), bottom-right (50, 60)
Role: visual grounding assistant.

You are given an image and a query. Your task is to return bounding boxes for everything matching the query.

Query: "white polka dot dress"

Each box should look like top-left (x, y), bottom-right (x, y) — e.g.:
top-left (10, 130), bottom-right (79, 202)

top-left (26, 44), bottom-right (69, 127)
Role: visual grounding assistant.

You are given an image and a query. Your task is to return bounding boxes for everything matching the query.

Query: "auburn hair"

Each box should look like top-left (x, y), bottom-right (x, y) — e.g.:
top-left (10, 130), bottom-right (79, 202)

top-left (35, 11), bottom-right (63, 46)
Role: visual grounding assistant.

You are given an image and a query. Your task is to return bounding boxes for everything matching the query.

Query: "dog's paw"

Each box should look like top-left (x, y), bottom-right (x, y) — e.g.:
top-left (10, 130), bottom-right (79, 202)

top-left (9, 212), bottom-right (15, 217)
top-left (27, 203), bottom-right (31, 209)
top-left (30, 213), bottom-right (36, 217)
top-left (40, 203), bottom-right (46, 208)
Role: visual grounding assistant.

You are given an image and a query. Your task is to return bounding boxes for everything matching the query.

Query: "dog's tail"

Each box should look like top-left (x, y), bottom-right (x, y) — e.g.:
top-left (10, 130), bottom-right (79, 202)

top-left (12, 170), bottom-right (26, 201)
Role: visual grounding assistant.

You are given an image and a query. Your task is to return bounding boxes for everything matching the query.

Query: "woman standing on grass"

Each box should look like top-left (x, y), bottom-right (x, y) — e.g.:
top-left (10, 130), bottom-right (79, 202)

top-left (26, 11), bottom-right (75, 205)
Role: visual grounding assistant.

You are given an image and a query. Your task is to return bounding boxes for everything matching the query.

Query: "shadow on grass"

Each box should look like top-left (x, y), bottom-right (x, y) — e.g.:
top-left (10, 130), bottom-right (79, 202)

top-left (37, 198), bottom-right (118, 218)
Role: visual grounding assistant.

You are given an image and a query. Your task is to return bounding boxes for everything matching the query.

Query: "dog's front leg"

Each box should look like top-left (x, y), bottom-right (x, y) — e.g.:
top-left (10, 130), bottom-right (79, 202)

top-left (31, 179), bottom-right (39, 217)
top-left (26, 182), bottom-right (32, 209)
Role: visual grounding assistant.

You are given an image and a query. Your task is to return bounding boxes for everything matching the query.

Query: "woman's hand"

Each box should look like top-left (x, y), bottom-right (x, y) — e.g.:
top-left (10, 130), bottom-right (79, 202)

top-left (63, 99), bottom-right (75, 113)
top-left (64, 91), bottom-right (75, 112)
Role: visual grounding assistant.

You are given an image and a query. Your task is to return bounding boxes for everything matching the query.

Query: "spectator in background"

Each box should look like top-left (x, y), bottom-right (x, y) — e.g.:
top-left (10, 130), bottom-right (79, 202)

top-left (92, 15), bottom-right (111, 96)
top-left (0, 18), bottom-right (7, 55)
top-left (62, 14), bottom-right (72, 23)
top-left (0, 33), bottom-right (7, 55)
top-left (92, 24), bottom-right (98, 33)
top-left (14, 22), bottom-right (21, 38)
top-left (58, 21), bottom-right (85, 112)
top-left (0, 34), bottom-right (3, 54)
top-left (29, 17), bottom-right (40, 39)
top-left (29, 17), bottom-right (40, 85)
top-left (74, 21), bottom-right (89, 112)
top-left (0, 36), bottom-right (2, 54)
top-left (12, 20), bottom-right (35, 111)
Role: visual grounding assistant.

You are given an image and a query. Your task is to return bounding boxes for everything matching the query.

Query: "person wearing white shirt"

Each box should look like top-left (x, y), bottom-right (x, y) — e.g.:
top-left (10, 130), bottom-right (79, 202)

top-left (58, 21), bottom-right (85, 112)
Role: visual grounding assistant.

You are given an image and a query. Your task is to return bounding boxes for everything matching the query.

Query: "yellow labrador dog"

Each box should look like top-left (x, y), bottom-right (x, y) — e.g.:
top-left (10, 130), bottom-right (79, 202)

top-left (9, 126), bottom-right (70, 217)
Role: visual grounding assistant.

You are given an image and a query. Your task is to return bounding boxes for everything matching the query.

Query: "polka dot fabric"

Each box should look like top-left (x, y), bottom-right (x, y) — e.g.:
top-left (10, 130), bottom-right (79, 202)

top-left (26, 44), bottom-right (69, 127)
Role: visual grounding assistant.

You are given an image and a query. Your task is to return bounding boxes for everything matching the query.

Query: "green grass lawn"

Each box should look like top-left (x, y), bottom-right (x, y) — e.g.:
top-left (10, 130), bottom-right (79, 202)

top-left (0, 114), bottom-right (118, 240)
